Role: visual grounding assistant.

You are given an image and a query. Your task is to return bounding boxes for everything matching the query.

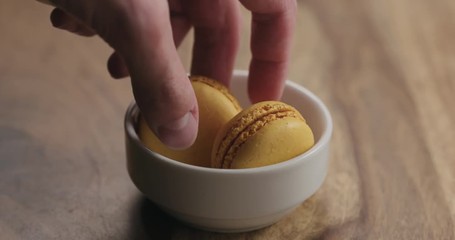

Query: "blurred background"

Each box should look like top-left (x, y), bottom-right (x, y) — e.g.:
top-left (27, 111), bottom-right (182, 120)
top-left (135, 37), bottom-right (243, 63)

top-left (1, 0), bottom-right (454, 239)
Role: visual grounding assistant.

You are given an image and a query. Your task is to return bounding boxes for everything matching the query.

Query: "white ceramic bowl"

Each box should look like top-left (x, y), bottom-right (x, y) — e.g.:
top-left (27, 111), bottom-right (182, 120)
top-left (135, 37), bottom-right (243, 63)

top-left (124, 70), bottom-right (333, 233)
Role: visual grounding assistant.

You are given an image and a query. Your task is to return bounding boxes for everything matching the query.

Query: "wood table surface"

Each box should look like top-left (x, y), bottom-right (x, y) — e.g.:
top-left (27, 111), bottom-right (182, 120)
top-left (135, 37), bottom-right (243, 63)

top-left (1, 0), bottom-right (455, 239)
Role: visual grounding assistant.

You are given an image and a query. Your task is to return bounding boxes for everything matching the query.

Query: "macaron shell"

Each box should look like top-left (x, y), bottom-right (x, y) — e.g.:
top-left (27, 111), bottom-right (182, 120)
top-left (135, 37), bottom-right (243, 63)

top-left (211, 101), bottom-right (315, 169)
top-left (212, 101), bottom-right (293, 167)
top-left (139, 77), bottom-right (241, 167)
top-left (230, 117), bottom-right (314, 169)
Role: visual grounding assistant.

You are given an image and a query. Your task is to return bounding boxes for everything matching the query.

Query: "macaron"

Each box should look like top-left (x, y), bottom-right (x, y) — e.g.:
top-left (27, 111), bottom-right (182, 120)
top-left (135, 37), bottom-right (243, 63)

top-left (138, 76), bottom-right (242, 167)
top-left (211, 101), bottom-right (314, 169)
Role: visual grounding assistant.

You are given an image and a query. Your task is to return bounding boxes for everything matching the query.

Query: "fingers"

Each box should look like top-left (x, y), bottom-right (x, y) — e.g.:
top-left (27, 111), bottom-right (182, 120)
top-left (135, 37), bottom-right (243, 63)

top-left (240, 0), bottom-right (297, 103)
top-left (50, 8), bottom-right (96, 36)
top-left (182, 0), bottom-right (241, 87)
top-left (107, 52), bottom-right (129, 79)
top-left (50, 7), bottom-right (131, 81)
top-left (115, 1), bottom-right (199, 149)
top-left (168, 0), bottom-right (192, 47)
top-left (50, 0), bottom-right (199, 149)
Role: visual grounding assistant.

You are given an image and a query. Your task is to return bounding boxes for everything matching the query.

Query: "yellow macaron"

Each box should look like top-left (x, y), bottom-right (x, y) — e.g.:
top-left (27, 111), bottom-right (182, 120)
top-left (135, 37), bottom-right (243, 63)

top-left (138, 76), bottom-right (242, 167)
top-left (211, 101), bottom-right (314, 169)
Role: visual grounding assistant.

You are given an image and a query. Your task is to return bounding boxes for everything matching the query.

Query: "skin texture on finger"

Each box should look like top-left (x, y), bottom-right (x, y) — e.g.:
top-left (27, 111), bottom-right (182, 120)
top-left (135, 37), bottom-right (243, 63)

top-left (50, 0), bottom-right (199, 149)
top-left (239, 0), bottom-right (297, 103)
top-left (181, 0), bottom-right (241, 87)
top-left (120, 0), bottom-right (199, 149)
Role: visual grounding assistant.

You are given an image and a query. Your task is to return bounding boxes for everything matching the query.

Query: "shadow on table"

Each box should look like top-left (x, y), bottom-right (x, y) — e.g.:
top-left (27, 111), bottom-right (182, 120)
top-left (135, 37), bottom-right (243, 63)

top-left (126, 194), bottom-right (249, 239)
top-left (127, 195), bottom-right (180, 240)
top-left (126, 193), bottom-right (329, 239)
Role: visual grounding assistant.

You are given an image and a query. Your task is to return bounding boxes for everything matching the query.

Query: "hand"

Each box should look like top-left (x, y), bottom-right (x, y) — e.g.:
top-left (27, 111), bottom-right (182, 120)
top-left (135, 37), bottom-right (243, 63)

top-left (43, 0), bottom-right (296, 149)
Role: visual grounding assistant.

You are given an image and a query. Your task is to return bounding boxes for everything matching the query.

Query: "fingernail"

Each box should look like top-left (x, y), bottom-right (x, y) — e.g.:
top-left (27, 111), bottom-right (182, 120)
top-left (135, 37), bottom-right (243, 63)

top-left (156, 111), bottom-right (198, 149)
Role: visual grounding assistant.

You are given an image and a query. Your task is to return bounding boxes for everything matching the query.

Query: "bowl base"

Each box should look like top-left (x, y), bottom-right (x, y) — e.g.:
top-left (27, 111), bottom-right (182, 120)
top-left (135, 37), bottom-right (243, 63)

top-left (159, 204), bottom-right (298, 233)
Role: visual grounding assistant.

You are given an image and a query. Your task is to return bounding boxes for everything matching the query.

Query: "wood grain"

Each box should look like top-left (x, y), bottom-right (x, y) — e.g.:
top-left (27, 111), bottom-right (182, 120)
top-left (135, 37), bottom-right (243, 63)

top-left (1, 0), bottom-right (454, 239)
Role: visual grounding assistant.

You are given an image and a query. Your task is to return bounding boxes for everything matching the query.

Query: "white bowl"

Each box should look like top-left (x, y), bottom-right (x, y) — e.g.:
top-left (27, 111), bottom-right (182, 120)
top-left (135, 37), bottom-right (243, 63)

top-left (124, 70), bottom-right (333, 233)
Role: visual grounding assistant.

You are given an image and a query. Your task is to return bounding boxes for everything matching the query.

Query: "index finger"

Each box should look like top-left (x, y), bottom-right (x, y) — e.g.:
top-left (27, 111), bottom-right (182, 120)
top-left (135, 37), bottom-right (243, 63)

top-left (239, 0), bottom-right (297, 103)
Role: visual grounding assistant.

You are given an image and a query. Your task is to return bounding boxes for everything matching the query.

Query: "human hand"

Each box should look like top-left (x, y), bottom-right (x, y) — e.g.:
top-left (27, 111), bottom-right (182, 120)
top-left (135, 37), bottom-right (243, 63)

top-left (41, 0), bottom-right (296, 149)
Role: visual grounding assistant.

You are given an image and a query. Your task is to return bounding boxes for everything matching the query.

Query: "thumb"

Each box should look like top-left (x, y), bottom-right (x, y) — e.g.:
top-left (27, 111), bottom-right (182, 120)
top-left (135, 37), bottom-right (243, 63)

top-left (119, 3), bottom-right (199, 149)
top-left (126, 47), bottom-right (199, 149)
top-left (49, 0), bottom-right (199, 149)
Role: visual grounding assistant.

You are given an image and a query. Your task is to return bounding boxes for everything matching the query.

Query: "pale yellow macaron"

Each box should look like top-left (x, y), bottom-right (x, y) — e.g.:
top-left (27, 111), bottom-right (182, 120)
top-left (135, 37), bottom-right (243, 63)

top-left (211, 101), bottom-right (314, 169)
top-left (138, 76), bottom-right (242, 167)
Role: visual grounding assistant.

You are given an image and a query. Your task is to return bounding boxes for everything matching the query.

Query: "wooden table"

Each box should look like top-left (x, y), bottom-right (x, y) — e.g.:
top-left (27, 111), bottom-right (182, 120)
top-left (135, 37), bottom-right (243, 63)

top-left (1, 0), bottom-right (454, 239)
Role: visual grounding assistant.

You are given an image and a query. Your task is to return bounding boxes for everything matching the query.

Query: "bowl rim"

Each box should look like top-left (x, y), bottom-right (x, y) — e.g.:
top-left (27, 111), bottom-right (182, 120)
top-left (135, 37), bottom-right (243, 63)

top-left (125, 70), bottom-right (333, 175)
